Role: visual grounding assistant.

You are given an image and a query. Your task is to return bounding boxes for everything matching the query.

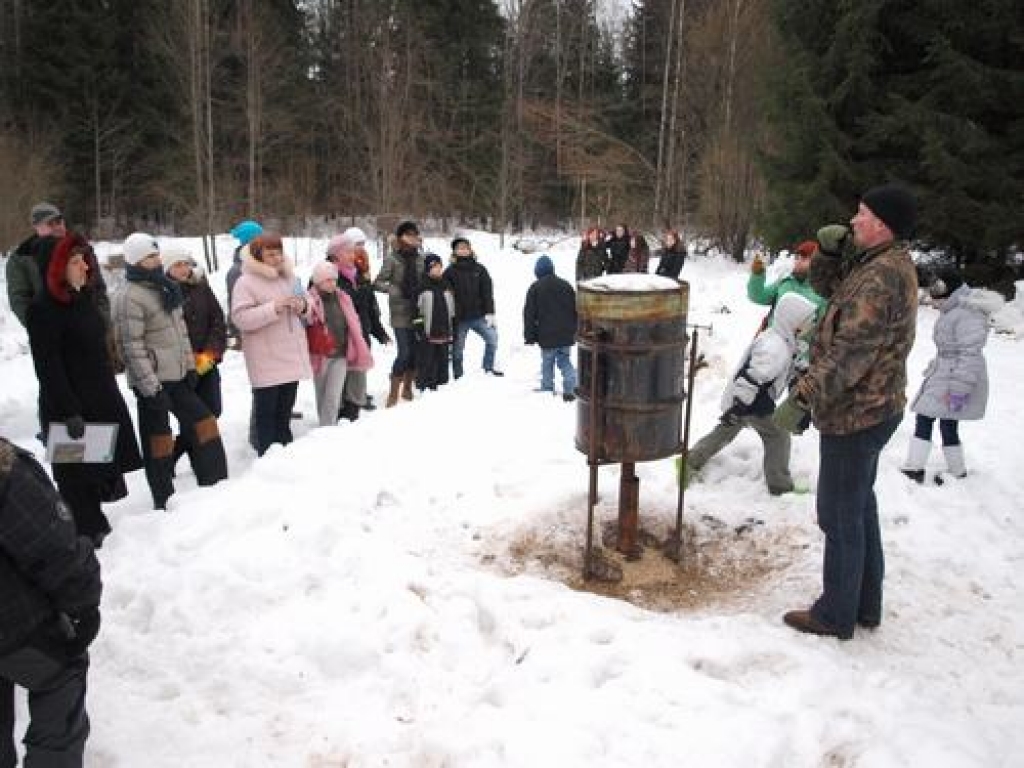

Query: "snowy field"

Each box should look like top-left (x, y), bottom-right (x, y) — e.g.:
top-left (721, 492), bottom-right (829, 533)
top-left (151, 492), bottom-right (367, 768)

top-left (1, 230), bottom-right (1023, 767)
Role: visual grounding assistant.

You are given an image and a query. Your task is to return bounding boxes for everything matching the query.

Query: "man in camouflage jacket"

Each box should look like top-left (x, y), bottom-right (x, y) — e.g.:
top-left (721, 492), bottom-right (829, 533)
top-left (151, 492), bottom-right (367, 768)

top-left (774, 183), bottom-right (919, 640)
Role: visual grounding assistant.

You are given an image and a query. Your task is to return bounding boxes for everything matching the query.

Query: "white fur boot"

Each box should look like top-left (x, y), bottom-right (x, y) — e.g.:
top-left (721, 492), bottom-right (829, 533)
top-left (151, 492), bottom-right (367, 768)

top-left (943, 444), bottom-right (967, 479)
top-left (901, 437), bottom-right (931, 483)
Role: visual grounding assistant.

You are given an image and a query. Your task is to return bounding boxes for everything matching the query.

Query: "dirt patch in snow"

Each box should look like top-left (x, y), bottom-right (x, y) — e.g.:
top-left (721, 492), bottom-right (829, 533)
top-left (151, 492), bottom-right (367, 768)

top-left (487, 515), bottom-right (810, 613)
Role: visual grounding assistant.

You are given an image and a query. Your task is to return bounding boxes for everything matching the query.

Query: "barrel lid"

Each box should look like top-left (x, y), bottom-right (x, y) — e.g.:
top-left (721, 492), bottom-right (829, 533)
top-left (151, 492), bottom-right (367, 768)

top-left (580, 274), bottom-right (681, 292)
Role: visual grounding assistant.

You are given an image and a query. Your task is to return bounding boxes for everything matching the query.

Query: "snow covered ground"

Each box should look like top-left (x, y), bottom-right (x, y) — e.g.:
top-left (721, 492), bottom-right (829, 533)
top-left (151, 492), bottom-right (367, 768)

top-left (1, 231), bottom-right (1022, 767)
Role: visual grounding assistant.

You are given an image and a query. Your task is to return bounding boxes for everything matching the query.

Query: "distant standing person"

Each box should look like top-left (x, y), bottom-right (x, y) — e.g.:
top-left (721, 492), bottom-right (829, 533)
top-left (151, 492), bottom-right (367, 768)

top-left (524, 255), bottom-right (578, 402)
top-left (774, 183), bottom-right (919, 640)
top-left (576, 227), bottom-right (608, 282)
top-left (163, 248), bottom-right (228, 469)
top-left (605, 224), bottom-right (631, 274)
top-left (901, 271), bottom-right (1003, 483)
top-left (327, 228), bottom-right (388, 419)
top-left (26, 234), bottom-right (143, 546)
top-left (374, 221), bottom-right (425, 406)
top-left (654, 229), bottom-right (686, 280)
top-left (231, 233), bottom-right (313, 455)
top-left (623, 232), bottom-right (650, 273)
top-left (443, 236), bottom-right (503, 379)
top-left (413, 254), bottom-right (455, 391)
top-left (0, 436), bottom-right (103, 768)
top-left (225, 220), bottom-right (263, 349)
top-left (113, 233), bottom-right (228, 509)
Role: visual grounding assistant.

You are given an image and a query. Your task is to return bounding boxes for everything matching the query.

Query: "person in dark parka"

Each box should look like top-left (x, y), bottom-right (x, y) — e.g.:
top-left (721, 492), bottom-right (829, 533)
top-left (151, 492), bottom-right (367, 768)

top-left (26, 234), bottom-right (143, 547)
top-left (524, 255), bottom-right (578, 401)
top-left (0, 436), bottom-right (103, 768)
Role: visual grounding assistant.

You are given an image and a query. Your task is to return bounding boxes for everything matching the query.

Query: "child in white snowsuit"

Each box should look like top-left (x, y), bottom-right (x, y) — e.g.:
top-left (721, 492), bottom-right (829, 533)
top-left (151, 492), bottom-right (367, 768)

top-left (684, 292), bottom-right (818, 494)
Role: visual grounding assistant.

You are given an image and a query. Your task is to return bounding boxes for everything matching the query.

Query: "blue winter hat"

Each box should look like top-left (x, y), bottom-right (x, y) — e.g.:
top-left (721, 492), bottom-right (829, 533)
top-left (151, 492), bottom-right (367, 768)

top-left (534, 254), bottom-right (554, 278)
top-left (230, 220), bottom-right (263, 245)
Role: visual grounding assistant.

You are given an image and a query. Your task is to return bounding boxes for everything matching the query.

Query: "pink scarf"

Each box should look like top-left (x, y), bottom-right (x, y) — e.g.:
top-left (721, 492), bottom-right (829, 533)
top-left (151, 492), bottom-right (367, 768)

top-left (304, 289), bottom-right (373, 375)
top-left (338, 291), bottom-right (373, 371)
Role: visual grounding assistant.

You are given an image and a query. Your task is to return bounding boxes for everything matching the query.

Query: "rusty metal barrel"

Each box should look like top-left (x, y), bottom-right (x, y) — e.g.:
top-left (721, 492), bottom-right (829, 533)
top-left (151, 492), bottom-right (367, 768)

top-left (575, 276), bottom-right (689, 463)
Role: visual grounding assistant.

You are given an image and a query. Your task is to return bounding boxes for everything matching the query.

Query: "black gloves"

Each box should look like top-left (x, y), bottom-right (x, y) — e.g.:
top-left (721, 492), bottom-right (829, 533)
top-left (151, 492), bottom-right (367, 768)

top-left (185, 370), bottom-right (199, 390)
top-left (65, 607), bottom-right (101, 658)
top-left (65, 415), bottom-right (86, 439)
top-left (144, 388), bottom-right (172, 411)
top-left (412, 318), bottom-right (426, 343)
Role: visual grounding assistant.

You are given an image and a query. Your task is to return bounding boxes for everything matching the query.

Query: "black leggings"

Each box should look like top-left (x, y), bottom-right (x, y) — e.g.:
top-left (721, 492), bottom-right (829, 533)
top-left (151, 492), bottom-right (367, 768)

top-left (914, 414), bottom-right (960, 446)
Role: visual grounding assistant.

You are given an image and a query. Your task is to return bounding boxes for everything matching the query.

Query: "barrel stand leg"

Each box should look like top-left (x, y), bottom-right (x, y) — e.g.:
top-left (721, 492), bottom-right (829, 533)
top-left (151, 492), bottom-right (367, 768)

top-left (617, 462), bottom-right (641, 560)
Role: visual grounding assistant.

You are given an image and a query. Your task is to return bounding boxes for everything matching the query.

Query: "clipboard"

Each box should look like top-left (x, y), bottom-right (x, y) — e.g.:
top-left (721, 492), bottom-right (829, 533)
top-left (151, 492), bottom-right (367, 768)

top-left (45, 422), bottom-right (120, 464)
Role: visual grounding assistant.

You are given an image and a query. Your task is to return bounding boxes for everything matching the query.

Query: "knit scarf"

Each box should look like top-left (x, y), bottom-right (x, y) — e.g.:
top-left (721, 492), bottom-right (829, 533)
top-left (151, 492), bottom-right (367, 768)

top-left (338, 263), bottom-right (358, 286)
top-left (126, 264), bottom-right (183, 312)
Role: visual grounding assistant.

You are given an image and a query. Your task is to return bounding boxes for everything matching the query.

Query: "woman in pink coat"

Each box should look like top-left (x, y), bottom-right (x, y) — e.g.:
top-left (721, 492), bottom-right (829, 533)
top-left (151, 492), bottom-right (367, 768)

top-left (231, 233), bottom-right (312, 455)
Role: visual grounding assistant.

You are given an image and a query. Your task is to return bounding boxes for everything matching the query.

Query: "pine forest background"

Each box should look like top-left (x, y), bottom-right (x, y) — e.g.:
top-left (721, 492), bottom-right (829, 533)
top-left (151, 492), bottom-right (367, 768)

top-left (1, 0), bottom-right (1022, 269)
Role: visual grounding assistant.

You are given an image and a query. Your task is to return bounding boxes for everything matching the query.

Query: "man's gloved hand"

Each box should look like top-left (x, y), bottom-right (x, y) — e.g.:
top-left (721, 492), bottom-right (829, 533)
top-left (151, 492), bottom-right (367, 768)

top-left (65, 607), bottom-right (101, 658)
top-left (751, 254), bottom-right (765, 275)
top-left (485, 314), bottom-right (496, 328)
top-left (773, 394), bottom-right (810, 435)
top-left (65, 415), bottom-right (86, 439)
top-left (144, 388), bottom-right (172, 411)
top-left (816, 225), bottom-right (852, 258)
top-left (194, 351), bottom-right (216, 376)
top-left (947, 391), bottom-right (970, 413)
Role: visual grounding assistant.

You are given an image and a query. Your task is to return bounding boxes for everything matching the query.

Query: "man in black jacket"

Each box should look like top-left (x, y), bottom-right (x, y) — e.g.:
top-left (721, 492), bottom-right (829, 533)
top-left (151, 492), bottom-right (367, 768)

top-left (443, 237), bottom-right (503, 379)
top-left (0, 437), bottom-right (102, 767)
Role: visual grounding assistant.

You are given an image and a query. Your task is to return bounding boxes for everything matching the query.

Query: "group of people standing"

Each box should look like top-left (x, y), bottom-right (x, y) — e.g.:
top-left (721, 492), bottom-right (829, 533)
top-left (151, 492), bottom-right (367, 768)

top-left (575, 224), bottom-right (687, 282)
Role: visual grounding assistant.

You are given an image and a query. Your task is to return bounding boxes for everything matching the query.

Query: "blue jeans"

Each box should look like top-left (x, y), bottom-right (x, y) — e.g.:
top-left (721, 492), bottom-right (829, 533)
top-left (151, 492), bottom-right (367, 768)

top-left (540, 346), bottom-right (577, 394)
top-left (391, 327), bottom-right (416, 376)
top-left (452, 317), bottom-right (498, 378)
top-left (812, 415), bottom-right (901, 635)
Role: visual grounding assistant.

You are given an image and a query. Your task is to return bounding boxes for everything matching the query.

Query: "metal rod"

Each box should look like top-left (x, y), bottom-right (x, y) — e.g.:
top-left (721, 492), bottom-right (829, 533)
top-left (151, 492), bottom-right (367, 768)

top-left (618, 461), bottom-right (640, 560)
top-left (584, 331), bottom-right (602, 579)
top-left (673, 325), bottom-right (702, 551)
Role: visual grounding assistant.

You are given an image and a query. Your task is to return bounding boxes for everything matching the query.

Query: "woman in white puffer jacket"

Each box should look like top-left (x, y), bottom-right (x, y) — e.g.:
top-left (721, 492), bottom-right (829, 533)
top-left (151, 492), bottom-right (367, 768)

top-left (902, 271), bottom-right (1004, 482)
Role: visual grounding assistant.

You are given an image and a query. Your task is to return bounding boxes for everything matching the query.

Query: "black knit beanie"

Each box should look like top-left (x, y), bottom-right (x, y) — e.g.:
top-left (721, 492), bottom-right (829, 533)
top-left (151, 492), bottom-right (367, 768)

top-left (861, 184), bottom-right (917, 240)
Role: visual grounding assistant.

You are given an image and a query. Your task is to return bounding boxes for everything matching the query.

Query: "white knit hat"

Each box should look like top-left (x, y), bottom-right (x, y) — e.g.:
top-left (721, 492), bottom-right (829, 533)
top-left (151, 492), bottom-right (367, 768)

top-left (161, 247), bottom-right (195, 272)
top-left (327, 227), bottom-right (368, 258)
top-left (123, 232), bottom-right (160, 266)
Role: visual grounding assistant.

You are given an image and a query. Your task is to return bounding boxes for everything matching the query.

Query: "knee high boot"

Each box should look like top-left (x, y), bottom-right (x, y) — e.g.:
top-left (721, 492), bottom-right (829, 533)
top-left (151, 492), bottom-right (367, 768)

top-left (943, 444), bottom-right (967, 478)
top-left (386, 374), bottom-right (402, 408)
top-left (401, 370), bottom-right (416, 401)
top-left (901, 436), bottom-right (931, 483)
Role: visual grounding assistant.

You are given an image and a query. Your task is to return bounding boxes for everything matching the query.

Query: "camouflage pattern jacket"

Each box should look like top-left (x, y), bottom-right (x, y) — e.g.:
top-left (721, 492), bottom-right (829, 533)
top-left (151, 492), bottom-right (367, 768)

top-left (794, 241), bottom-right (918, 435)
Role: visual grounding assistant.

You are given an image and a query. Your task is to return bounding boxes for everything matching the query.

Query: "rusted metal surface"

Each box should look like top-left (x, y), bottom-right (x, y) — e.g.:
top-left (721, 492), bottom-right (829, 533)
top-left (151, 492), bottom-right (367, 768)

top-left (575, 282), bottom-right (690, 463)
top-left (618, 462), bottom-right (641, 560)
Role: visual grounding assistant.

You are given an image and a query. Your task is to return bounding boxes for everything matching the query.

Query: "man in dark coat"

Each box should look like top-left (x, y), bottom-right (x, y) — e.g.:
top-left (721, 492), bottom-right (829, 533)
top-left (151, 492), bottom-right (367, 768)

top-left (524, 255), bottom-right (578, 402)
top-left (443, 237), bottom-right (502, 379)
top-left (26, 234), bottom-right (143, 547)
top-left (0, 436), bottom-right (103, 768)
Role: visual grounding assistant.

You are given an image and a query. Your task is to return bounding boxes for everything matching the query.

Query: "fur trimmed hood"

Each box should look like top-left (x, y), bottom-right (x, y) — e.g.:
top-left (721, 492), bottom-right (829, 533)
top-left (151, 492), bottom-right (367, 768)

top-left (241, 250), bottom-right (295, 282)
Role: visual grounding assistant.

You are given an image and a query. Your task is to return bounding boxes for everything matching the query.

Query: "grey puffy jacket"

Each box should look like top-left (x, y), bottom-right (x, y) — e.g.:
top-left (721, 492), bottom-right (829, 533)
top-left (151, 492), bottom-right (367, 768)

top-left (911, 286), bottom-right (1003, 421)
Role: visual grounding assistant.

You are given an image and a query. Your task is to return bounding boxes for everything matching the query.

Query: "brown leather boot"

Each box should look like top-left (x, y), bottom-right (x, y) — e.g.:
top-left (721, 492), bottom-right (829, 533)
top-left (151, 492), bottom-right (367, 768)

top-left (386, 374), bottom-right (402, 407)
top-left (401, 370), bottom-right (416, 401)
